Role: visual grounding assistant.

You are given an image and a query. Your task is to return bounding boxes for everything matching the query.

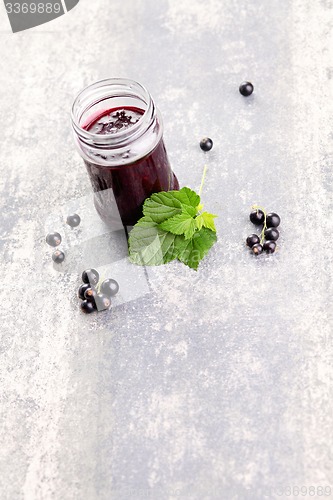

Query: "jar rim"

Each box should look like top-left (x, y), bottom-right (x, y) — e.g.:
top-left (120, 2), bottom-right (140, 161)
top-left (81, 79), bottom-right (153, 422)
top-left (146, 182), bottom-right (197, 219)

top-left (71, 78), bottom-right (154, 146)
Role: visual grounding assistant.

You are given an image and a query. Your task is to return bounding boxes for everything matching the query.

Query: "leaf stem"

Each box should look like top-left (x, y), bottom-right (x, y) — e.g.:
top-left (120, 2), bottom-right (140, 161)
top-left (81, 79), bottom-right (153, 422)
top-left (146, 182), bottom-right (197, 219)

top-left (198, 165), bottom-right (208, 198)
top-left (252, 204), bottom-right (267, 245)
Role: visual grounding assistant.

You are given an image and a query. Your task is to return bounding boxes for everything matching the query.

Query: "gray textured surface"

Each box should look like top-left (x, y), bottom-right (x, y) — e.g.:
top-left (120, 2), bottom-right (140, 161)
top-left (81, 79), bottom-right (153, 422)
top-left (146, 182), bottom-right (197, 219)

top-left (1, 0), bottom-right (333, 499)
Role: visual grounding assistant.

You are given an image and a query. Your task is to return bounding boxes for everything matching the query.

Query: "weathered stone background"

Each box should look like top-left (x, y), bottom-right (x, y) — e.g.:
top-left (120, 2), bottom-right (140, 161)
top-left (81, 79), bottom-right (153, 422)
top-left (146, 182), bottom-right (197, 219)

top-left (1, 0), bottom-right (333, 498)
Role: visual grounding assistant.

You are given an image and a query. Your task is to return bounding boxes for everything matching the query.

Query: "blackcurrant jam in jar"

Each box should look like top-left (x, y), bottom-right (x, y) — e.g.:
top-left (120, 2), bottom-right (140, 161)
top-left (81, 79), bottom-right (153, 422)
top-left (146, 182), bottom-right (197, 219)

top-left (71, 79), bottom-right (179, 227)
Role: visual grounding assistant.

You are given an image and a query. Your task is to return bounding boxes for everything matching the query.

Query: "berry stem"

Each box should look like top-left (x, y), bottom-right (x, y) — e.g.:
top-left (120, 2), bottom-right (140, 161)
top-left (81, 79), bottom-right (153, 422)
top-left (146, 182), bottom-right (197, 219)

top-left (252, 204), bottom-right (267, 245)
top-left (198, 165), bottom-right (208, 198)
top-left (97, 275), bottom-right (104, 293)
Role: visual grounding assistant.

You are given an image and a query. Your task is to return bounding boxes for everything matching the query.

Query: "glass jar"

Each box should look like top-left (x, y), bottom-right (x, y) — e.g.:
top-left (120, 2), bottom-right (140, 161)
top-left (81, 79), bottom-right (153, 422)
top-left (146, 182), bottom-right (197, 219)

top-left (71, 78), bottom-right (179, 227)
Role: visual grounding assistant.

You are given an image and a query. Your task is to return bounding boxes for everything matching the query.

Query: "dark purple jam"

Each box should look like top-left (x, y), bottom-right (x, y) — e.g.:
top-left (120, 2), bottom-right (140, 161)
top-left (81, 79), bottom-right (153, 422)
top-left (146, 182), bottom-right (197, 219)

top-left (83, 106), bottom-right (179, 227)
top-left (87, 108), bottom-right (143, 135)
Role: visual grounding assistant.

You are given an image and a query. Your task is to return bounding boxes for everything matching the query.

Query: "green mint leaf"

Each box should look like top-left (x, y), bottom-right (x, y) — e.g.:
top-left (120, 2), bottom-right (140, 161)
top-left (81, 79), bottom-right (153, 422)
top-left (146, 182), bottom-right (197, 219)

top-left (195, 212), bottom-right (217, 232)
top-left (175, 227), bottom-right (217, 270)
top-left (128, 216), bottom-right (182, 266)
top-left (159, 212), bottom-right (197, 240)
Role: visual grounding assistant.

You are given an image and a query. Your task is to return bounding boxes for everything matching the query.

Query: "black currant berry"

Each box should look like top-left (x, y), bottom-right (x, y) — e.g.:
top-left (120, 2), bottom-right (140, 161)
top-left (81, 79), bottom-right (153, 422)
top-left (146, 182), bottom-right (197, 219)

top-left (82, 269), bottom-right (99, 286)
top-left (52, 250), bottom-right (65, 264)
top-left (266, 213), bottom-right (281, 228)
top-left (246, 234), bottom-right (260, 248)
top-left (66, 214), bottom-right (81, 228)
top-left (263, 240), bottom-right (277, 254)
top-left (84, 287), bottom-right (98, 302)
top-left (78, 283), bottom-right (90, 300)
top-left (80, 300), bottom-right (95, 314)
top-left (250, 210), bottom-right (265, 225)
top-left (239, 81), bottom-right (254, 97)
top-left (95, 293), bottom-right (112, 312)
top-left (264, 228), bottom-right (279, 241)
top-left (200, 137), bottom-right (213, 152)
top-left (252, 243), bottom-right (263, 256)
top-left (46, 232), bottom-right (62, 247)
top-left (100, 278), bottom-right (119, 297)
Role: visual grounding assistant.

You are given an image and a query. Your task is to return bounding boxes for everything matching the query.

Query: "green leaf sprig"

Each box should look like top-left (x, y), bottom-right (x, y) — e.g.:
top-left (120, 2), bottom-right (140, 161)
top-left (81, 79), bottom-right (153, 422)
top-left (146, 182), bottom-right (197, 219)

top-left (128, 167), bottom-right (217, 270)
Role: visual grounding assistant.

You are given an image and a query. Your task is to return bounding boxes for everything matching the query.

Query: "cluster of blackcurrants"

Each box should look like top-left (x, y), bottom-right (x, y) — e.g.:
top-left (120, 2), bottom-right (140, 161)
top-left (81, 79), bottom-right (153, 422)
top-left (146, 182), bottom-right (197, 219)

top-left (45, 214), bottom-right (81, 263)
top-left (79, 268), bottom-right (119, 314)
top-left (247, 209), bottom-right (281, 256)
top-left (199, 82), bottom-right (254, 152)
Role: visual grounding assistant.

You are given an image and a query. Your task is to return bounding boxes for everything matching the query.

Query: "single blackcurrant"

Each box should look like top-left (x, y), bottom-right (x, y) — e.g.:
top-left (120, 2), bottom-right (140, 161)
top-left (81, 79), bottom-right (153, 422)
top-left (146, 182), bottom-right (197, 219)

top-left (82, 269), bottom-right (99, 286)
top-left (52, 250), bottom-right (65, 264)
top-left (100, 278), bottom-right (119, 297)
top-left (46, 232), bottom-right (62, 247)
top-left (239, 81), bottom-right (254, 96)
top-left (252, 243), bottom-right (263, 256)
top-left (250, 209), bottom-right (265, 225)
top-left (200, 137), bottom-right (213, 152)
top-left (264, 228), bottom-right (279, 241)
top-left (84, 287), bottom-right (98, 302)
top-left (80, 300), bottom-right (95, 314)
top-left (66, 214), bottom-right (81, 227)
top-left (95, 293), bottom-right (112, 311)
top-left (266, 213), bottom-right (281, 228)
top-left (246, 234), bottom-right (260, 248)
top-left (78, 283), bottom-right (90, 300)
top-left (263, 240), bottom-right (277, 254)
